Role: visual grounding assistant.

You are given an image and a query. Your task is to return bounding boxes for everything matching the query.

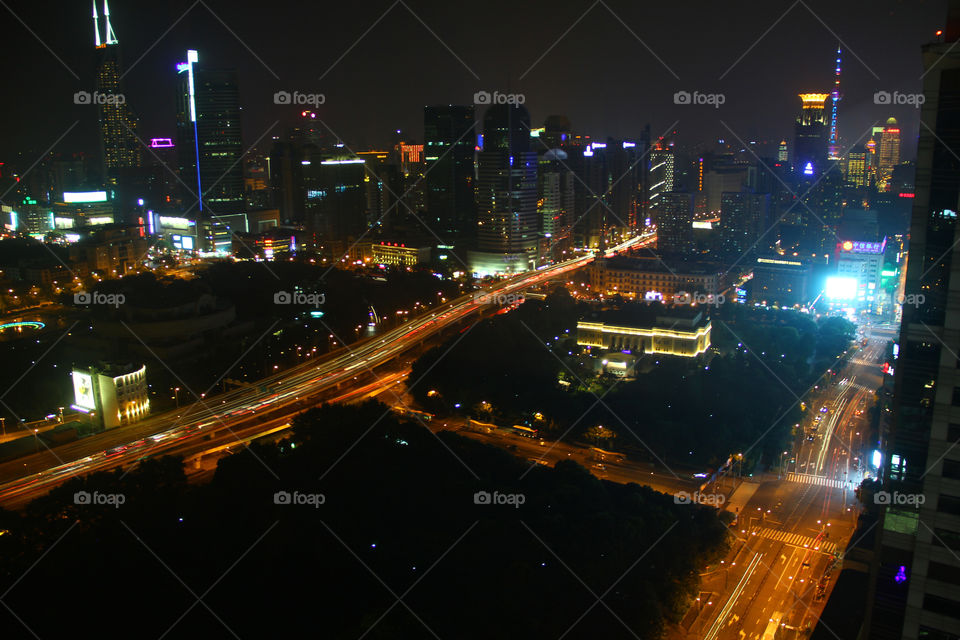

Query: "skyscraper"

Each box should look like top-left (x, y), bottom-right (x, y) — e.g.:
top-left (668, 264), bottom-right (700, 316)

top-left (847, 145), bottom-right (870, 187)
top-left (93, 0), bottom-right (141, 186)
top-left (470, 104), bottom-right (538, 275)
top-left (649, 143), bottom-right (675, 213)
top-left (655, 192), bottom-right (694, 256)
top-left (793, 93), bottom-right (830, 177)
top-left (862, 4), bottom-right (960, 637)
top-left (537, 149), bottom-right (575, 260)
top-left (720, 191), bottom-right (769, 260)
top-left (878, 117), bottom-right (902, 191)
top-left (423, 106), bottom-right (476, 246)
top-left (176, 50), bottom-right (244, 219)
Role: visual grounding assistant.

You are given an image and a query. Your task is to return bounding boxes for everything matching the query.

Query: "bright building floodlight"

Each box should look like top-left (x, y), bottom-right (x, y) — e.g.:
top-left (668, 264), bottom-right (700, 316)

top-left (72, 371), bottom-right (96, 410)
top-left (63, 191), bottom-right (108, 203)
top-left (825, 276), bottom-right (857, 300)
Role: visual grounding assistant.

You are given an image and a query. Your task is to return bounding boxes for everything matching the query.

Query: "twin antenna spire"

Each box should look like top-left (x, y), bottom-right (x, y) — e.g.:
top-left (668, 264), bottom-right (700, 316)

top-left (92, 0), bottom-right (117, 47)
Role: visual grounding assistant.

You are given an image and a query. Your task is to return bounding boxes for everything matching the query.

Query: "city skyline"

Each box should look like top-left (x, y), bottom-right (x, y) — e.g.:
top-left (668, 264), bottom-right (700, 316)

top-left (0, 0), bottom-right (944, 164)
top-left (0, 2), bottom-right (953, 638)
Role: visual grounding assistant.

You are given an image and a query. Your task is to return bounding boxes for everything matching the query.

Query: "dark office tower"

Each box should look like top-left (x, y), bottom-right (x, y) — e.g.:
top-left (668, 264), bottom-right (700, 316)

top-left (608, 140), bottom-right (643, 236)
top-left (176, 50), bottom-right (244, 218)
top-left (656, 192), bottom-right (694, 256)
top-left (470, 104), bottom-right (537, 275)
top-left (269, 139), bottom-right (305, 223)
top-left (540, 115), bottom-right (573, 150)
top-left (93, 0), bottom-right (141, 186)
top-left (301, 151), bottom-right (368, 257)
top-left (703, 156), bottom-right (749, 215)
top-left (423, 106), bottom-right (476, 245)
top-left (862, 4), bottom-right (960, 638)
top-left (538, 149), bottom-right (575, 260)
top-left (720, 191), bottom-right (768, 260)
top-left (793, 93), bottom-right (830, 177)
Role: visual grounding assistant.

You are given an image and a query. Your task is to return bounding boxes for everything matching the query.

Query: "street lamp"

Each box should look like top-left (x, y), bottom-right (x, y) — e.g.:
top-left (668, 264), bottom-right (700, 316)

top-left (174, 387), bottom-right (181, 408)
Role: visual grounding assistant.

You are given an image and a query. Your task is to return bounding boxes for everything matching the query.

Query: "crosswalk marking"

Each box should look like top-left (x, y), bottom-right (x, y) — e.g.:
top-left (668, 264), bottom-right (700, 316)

top-left (786, 472), bottom-right (849, 489)
top-left (753, 526), bottom-right (838, 555)
top-left (848, 359), bottom-right (880, 367)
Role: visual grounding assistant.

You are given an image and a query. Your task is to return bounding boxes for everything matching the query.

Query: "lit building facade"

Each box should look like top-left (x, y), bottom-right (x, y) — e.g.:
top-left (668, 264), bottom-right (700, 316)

top-left (848, 145), bottom-right (870, 187)
top-left (71, 363), bottom-right (149, 430)
top-left (589, 256), bottom-right (723, 301)
top-left (577, 312), bottom-right (711, 358)
top-left (878, 117), bottom-right (902, 191)
top-left (471, 104), bottom-right (538, 275)
top-left (835, 238), bottom-right (886, 313)
top-left (371, 242), bottom-right (431, 267)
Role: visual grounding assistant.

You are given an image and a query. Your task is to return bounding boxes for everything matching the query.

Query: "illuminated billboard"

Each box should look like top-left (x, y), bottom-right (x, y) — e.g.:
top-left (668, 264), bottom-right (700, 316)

top-left (825, 276), bottom-right (858, 300)
top-left (159, 216), bottom-right (194, 229)
top-left (63, 191), bottom-right (108, 203)
top-left (72, 371), bottom-right (96, 410)
top-left (839, 238), bottom-right (886, 255)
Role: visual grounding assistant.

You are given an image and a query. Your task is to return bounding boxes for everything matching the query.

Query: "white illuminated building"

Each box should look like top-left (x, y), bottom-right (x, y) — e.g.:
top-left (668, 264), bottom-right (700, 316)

top-left (833, 238), bottom-right (886, 313)
top-left (72, 363), bottom-right (149, 429)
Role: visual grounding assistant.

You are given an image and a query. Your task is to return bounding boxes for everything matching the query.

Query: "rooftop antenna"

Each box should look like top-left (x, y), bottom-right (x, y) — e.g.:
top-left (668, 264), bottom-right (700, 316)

top-left (92, 0), bottom-right (101, 47)
top-left (103, 0), bottom-right (117, 45)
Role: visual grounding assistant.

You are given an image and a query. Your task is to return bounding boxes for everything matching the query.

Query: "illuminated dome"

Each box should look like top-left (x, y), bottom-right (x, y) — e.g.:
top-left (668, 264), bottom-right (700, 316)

top-left (886, 117), bottom-right (898, 126)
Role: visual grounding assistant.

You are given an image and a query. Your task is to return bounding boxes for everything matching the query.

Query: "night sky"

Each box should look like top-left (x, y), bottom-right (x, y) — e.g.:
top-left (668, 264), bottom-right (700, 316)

top-left (0, 0), bottom-right (945, 165)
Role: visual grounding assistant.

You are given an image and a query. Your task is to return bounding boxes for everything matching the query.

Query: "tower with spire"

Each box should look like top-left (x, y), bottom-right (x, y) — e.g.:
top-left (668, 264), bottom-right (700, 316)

top-left (92, 0), bottom-right (141, 186)
top-left (828, 45), bottom-right (842, 160)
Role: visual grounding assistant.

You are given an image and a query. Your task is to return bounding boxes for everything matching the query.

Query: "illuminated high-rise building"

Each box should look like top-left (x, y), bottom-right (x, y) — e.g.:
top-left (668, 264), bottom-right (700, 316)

top-left (175, 50), bottom-right (244, 219)
top-left (862, 3), bottom-right (960, 637)
top-left (847, 145), bottom-right (869, 187)
top-left (470, 104), bottom-right (538, 275)
top-left (877, 117), bottom-right (902, 191)
top-left (778, 140), bottom-right (789, 163)
top-left (93, 0), bottom-right (141, 186)
top-left (793, 93), bottom-right (830, 177)
top-left (649, 143), bottom-right (675, 212)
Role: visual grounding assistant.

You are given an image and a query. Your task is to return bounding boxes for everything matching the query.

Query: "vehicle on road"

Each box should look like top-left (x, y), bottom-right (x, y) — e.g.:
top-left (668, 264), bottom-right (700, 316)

top-left (763, 612), bottom-right (783, 640)
top-left (510, 425), bottom-right (539, 439)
